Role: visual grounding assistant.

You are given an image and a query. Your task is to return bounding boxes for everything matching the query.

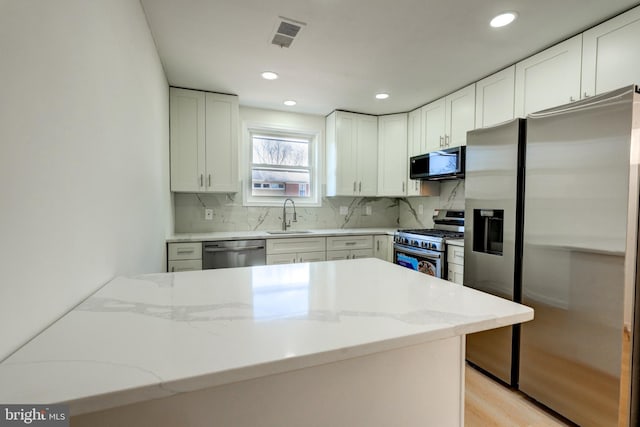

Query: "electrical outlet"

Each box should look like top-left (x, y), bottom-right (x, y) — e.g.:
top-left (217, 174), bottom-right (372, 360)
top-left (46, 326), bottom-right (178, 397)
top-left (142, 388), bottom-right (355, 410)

top-left (418, 204), bottom-right (424, 215)
top-left (339, 206), bottom-right (348, 215)
top-left (205, 208), bottom-right (213, 220)
top-left (364, 205), bottom-right (372, 216)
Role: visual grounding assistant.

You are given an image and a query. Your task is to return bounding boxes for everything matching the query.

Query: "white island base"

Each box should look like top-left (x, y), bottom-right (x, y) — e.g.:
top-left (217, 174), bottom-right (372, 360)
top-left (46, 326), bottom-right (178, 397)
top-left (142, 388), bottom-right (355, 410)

top-left (73, 336), bottom-right (464, 427)
top-left (0, 259), bottom-right (532, 427)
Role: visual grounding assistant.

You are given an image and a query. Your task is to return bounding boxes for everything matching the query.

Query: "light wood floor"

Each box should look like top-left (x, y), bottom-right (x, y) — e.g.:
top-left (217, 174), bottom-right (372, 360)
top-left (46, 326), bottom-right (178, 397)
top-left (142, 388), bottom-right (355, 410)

top-left (465, 364), bottom-right (571, 427)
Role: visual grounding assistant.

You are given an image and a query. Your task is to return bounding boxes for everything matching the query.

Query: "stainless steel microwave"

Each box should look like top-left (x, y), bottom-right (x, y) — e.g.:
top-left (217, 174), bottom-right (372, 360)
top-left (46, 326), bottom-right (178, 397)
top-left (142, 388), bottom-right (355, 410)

top-left (409, 146), bottom-right (465, 180)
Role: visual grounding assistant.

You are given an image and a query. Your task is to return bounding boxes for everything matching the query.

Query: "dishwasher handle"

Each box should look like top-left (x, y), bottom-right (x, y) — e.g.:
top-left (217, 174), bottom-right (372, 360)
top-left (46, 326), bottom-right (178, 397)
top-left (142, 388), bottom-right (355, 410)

top-left (204, 245), bottom-right (265, 253)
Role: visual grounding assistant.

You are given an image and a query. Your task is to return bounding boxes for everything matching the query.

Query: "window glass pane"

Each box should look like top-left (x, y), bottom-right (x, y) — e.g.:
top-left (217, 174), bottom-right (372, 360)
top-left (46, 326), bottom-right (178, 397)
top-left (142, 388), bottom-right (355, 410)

top-left (252, 136), bottom-right (309, 167)
top-left (251, 168), bottom-right (310, 197)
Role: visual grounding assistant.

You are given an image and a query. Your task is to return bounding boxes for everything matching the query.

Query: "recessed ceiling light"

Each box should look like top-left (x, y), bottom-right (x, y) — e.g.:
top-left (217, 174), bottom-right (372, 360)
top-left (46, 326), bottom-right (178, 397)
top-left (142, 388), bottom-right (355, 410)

top-left (375, 93), bottom-right (389, 100)
top-left (284, 100), bottom-right (297, 106)
top-left (490, 12), bottom-right (517, 28)
top-left (261, 71), bottom-right (279, 80)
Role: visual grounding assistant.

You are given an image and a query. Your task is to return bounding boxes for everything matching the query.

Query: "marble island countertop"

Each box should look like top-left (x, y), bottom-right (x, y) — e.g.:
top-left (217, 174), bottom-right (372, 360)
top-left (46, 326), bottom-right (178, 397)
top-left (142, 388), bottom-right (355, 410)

top-left (167, 227), bottom-right (398, 242)
top-left (0, 259), bottom-right (532, 417)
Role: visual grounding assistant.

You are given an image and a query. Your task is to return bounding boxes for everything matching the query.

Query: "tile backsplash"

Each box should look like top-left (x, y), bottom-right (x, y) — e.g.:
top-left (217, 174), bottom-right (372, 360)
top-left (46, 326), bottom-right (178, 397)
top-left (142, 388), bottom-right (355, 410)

top-left (174, 193), bottom-right (400, 233)
top-left (398, 180), bottom-right (466, 229)
top-left (173, 180), bottom-right (465, 233)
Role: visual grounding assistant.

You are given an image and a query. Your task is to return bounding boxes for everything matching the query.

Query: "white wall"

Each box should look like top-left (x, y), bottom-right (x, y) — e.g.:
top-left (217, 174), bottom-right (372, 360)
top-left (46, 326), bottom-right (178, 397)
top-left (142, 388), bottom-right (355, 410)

top-left (0, 1), bottom-right (171, 360)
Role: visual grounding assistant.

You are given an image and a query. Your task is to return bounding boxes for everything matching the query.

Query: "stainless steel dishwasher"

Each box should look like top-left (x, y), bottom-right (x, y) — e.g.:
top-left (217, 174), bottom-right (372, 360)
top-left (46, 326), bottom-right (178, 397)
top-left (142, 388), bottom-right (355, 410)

top-left (202, 240), bottom-right (266, 269)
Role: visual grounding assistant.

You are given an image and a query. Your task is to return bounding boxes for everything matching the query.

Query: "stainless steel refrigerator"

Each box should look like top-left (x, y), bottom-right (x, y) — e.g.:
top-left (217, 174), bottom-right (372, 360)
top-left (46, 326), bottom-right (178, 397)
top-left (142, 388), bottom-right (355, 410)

top-left (465, 85), bottom-right (640, 426)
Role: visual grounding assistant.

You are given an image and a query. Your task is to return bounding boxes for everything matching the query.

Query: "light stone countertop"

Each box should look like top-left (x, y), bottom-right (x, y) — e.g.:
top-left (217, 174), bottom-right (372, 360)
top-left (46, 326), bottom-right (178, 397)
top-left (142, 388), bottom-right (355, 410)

top-left (0, 259), bottom-right (532, 416)
top-left (446, 239), bottom-right (464, 247)
top-left (167, 227), bottom-right (398, 242)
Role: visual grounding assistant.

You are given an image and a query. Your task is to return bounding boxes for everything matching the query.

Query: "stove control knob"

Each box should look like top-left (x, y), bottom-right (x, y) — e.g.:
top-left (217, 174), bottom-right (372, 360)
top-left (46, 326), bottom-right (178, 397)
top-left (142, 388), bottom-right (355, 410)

top-left (421, 242), bottom-right (427, 248)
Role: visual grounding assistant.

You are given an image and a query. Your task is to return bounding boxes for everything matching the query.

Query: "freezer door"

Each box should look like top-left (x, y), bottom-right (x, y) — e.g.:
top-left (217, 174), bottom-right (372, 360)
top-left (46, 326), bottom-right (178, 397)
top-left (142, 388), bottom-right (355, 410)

top-left (519, 86), bottom-right (636, 426)
top-left (464, 118), bottom-right (525, 386)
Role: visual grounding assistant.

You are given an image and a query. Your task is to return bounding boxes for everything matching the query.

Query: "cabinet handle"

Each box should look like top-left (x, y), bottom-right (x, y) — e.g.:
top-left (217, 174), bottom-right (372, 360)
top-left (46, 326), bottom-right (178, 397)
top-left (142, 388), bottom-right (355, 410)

top-left (200, 174), bottom-right (204, 187)
top-left (292, 257), bottom-right (296, 263)
top-left (445, 134), bottom-right (450, 147)
top-left (377, 240), bottom-right (380, 251)
top-left (584, 92), bottom-right (590, 98)
top-left (439, 136), bottom-right (444, 147)
top-left (176, 249), bottom-right (194, 254)
top-left (208, 174), bottom-right (211, 186)
top-left (402, 181), bottom-right (405, 192)
top-left (359, 182), bottom-right (362, 193)
top-left (570, 96), bottom-right (576, 102)
top-left (171, 266), bottom-right (175, 272)
top-left (346, 241), bottom-right (357, 246)
top-left (353, 181), bottom-right (357, 193)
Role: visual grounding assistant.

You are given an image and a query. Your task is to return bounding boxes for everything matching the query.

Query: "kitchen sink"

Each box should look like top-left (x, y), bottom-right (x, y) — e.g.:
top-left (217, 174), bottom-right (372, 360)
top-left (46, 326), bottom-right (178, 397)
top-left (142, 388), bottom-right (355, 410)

top-left (266, 230), bottom-right (312, 235)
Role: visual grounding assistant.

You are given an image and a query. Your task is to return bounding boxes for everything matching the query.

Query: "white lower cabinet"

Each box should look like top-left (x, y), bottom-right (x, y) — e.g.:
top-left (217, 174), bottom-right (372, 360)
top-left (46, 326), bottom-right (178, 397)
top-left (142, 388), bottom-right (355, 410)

top-left (266, 237), bottom-right (327, 265)
top-left (446, 243), bottom-right (464, 285)
top-left (327, 248), bottom-right (374, 260)
top-left (326, 235), bottom-right (374, 260)
top-left (167, 242), bottom-right (202, 272)
top-left (374, 235), bottom-right (394, 262)
top-left (267, 251), bottom-right (326, 265)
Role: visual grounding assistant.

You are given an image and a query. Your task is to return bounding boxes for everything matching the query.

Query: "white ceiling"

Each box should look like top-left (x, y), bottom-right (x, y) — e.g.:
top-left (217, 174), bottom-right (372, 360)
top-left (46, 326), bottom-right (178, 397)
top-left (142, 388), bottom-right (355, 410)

top-left (140, 0), bottom-right (640, 116)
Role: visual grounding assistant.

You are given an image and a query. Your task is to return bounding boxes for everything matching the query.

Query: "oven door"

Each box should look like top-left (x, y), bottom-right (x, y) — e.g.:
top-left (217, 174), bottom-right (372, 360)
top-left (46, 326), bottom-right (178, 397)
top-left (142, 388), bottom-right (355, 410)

top-left (393, 244), bottom-right (443, 278)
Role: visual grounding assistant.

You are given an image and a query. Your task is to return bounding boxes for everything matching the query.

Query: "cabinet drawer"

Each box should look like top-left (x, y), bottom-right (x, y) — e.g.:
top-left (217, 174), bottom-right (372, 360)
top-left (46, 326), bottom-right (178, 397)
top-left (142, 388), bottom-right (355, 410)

top-left (327, 250), bottom-right (350, 261)
top-left (299, 251), bottom-right (326, 263)
top-left (168, 259), bottom-right (202, 272)
top-left (447, 245), bottom-right (464, 266)
top-left (266, 237), bottom-right (326, 255)
top-left (352, 248), bottom-right (374, 259)
top-left (168, 242), bottom-right (202, 260)
top-left (326, 235), bottom-right (373, 251)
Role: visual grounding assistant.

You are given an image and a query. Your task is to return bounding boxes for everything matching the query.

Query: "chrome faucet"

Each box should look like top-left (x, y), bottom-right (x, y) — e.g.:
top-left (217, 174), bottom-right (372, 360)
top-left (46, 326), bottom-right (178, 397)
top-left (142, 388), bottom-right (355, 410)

top-left (282, 198), bottom-right (297, 231)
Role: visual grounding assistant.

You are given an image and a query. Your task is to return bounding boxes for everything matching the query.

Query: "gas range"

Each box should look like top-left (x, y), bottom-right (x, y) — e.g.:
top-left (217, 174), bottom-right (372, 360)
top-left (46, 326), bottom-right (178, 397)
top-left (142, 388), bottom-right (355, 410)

top-left (394, 229), bottom-right (464, 251)
top-left (394, 210), bottom-right (464, 252)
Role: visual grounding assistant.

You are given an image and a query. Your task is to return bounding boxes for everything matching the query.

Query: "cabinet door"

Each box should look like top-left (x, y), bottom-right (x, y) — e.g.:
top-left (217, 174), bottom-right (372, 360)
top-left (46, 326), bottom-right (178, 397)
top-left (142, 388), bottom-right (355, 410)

top-left (168, 259), bottom-right (202, 272)
top-left (326, 250), bottom-right (350, 261)
top-left (582, 6), bottom-right (640, 98)
top-left (378, 113), bottom-right (408, 196)
top-left (204, 93), bottom-right (239, 192)
top-left (351, 248), bottom-right (374, 259)
top-left (447, 263), bottom-right (464, 285)
top-left (475, 66), bottom-right (515, 128)
top-left (406, 109), bottom-right (423, 196)
top-left (422, 99), bottom-right (446, 152)
top-left (333, 112), bottom-right (358, 195)
top-left (356, 115), bottom-right (378, 196)
top-left (374, 235), bottom-right (394, 262)
top-left (445, 84), bottom-right (476, 147)
top-left (515, 35), bottom-right (582, 117)
top-left (298, 251), bottom-right (327, 263)
top-left (169, 88), bottom-right (206, 192)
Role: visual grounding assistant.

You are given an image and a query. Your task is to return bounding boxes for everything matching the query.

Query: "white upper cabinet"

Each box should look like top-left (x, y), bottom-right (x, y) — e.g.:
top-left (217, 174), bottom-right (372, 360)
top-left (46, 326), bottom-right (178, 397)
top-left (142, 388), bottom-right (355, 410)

top-left (422, 98), bottom-right (446, 152)
top-left (378, 113), bottom-right (408, 196)
top-left (422, 84), bottom-right (475, 151)
top-left (406, 108), bottom-right (423, 196)
top-left (326, 111), bottom-right (378, 196)
top-left (170, 88), bottom-right (205, 192)
top-left (515, 35), bottom-right (582, 117)
top-left (169, 88), bottom-right (239, 193)
top-left (582, 6), bottom-right (640, 98)
top-left (445, 83), bottom-right (476, 147)
top-left (475, 66), bottom-right (515, 128)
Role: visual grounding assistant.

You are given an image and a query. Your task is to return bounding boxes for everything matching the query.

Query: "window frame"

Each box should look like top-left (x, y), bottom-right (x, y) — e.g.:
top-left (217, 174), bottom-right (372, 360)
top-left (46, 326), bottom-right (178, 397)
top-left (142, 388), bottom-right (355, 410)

top-left (243, 123), bottom-right (322, 207)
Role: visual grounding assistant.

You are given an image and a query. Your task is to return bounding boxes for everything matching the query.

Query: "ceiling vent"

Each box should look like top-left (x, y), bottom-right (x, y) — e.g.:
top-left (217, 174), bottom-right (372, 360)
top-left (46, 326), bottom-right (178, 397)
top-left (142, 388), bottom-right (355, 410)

top-left (271, 17), bottom-right (306, 48)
